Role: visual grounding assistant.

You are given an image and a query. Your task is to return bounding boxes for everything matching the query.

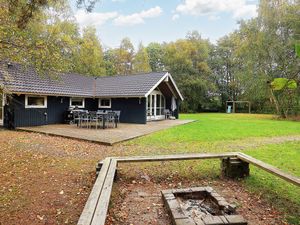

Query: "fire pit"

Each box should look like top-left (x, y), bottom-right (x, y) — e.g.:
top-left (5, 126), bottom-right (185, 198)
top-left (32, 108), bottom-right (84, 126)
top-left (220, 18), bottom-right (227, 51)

top-left (161, 187), bottom-right (247, 225)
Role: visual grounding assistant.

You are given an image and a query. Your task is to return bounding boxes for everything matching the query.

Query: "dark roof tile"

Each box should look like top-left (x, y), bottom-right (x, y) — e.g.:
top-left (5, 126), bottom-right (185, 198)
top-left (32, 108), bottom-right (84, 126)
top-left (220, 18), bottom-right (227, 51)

top-left (0, 62), bottom-right (168, 98)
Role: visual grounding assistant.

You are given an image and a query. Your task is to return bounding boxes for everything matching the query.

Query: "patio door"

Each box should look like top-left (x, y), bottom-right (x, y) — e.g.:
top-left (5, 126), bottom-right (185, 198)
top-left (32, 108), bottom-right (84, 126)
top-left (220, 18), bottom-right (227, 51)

top-left (0, 93), bottom-right (4, 126)
top-left (147, 90), bottom-right (165, 121)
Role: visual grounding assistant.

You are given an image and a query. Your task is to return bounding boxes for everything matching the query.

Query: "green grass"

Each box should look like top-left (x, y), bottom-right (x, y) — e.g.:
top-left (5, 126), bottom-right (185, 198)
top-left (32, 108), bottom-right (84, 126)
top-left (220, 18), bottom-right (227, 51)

top-left (244, 143), bottom-right (300, 224)
top-left (129, 113), bottom-right (300, 148)
top-left (125, 113), bottom-right (300, 224)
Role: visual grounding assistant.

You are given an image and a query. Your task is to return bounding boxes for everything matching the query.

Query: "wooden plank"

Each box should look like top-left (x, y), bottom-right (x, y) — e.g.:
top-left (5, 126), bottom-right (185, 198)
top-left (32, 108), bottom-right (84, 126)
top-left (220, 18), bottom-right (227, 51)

top-left (237, 153), bottom-right (300, 187)
top-left (77, 158), bottom-right (112, 225)
top-left (91, 159), bottom-right (117, 225)
top-left (114, 152), bottom-right (238, 163)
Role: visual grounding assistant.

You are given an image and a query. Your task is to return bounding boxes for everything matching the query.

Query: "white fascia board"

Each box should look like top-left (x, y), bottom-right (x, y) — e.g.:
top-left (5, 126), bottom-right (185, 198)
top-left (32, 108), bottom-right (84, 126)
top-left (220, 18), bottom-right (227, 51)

top-left (145, 72), bottom-right (184, 101)
top-left (168, 73), bottom-right (184, 101)
top-left (145, 72), bottom-right (169, 97)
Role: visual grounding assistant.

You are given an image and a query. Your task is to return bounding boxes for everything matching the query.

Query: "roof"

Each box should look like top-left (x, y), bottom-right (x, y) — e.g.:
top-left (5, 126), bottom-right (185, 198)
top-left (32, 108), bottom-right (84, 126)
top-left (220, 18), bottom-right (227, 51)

top-left (0, 62), bottom-right (183, 100)
top-left (95, 72), bottom-right (167, 97)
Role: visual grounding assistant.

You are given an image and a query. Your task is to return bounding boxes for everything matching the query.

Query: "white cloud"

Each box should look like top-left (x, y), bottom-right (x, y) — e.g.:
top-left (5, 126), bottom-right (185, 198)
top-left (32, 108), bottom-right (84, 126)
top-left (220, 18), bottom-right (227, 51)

top-left (232, 4), bottom-right (257, 18)
top-left (75, 10), bottom-right (118, 27)
top-left (172, 14), bottom-right (180, 21)
top-left (114, 6), bottom-right (163, 26)
top-left (175, 0), bottom-right (257, 19)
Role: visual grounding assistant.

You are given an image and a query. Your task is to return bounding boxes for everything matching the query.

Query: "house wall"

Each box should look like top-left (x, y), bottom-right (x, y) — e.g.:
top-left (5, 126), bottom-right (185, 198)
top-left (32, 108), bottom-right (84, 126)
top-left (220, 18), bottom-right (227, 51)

top-left (85, 98), bottom-right (98, 111)
top-left (8, 95), bottom-right (69, 127)
top-left (5, 94), bottom-right (147, 127)
top-left (98, 98), bottom-right (147, 124)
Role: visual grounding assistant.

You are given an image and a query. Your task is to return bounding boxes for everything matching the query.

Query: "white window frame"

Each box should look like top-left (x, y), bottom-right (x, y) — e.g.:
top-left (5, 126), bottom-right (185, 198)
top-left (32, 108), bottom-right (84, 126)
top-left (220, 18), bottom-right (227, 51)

top-left (98, 98), bottom-right (111, 108)
top-left (25, 95), bottom-right (47, 108)
top-left (146, 89), bottom-right (166, 121)
top-left (70, 97), bottom-right (85, 108)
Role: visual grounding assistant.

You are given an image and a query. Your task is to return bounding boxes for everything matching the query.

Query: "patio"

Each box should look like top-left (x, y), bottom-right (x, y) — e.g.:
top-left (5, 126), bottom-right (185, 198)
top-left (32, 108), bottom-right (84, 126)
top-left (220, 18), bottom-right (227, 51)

top-left (17, 119), bottom-right (195, 145)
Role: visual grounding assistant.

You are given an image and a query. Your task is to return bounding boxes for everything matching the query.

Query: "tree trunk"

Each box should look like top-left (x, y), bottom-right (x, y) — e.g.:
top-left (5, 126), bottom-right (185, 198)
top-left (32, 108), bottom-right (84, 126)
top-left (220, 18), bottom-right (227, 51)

top-left (270, 88), bottom-right (281, 116)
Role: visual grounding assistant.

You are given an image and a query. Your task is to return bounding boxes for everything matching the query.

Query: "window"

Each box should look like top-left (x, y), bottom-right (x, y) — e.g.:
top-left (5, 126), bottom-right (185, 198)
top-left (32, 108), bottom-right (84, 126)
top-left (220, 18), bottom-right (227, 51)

top-left (99, 99), bottom-right (111, 108)
top-left (25, 95), bottom-right (47, 108)
top-left (70, 97), bottom-right (85, 108)
top-left (146, 90), bottom-right (165, 118)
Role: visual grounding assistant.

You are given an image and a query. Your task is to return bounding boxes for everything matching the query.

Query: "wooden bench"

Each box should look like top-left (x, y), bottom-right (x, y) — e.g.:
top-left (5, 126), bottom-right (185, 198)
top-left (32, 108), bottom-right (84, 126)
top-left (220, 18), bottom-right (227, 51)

top-left (79, 152), bottom-right (300, 225)
top-left (78, 158), bottom-right (117, 225)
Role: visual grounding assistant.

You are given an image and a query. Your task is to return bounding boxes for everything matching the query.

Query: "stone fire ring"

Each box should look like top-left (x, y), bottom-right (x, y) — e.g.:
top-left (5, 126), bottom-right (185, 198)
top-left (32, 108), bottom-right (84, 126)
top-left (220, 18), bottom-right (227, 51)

top-left (161, 187), bottom-right (248, 225)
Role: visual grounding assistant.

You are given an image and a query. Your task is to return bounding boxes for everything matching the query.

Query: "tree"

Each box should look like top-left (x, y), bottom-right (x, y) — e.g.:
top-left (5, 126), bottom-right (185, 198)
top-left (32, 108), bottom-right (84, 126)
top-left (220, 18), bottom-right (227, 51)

top-left (163, 31), bottom-right (218, 112)
top-left (103, 48), bottom-right (118, 76)
top-left (209, 34), bottom-right (242, 108)
top-left (163, 32), bottom-right (211, 77)
top-left (207, 0), bottom-right (299, 114)
top-left (1, 0), bottom-right (103, 74)
top-left (6, 0), bottom-right (99, 29)
top-left (73, 26), bottom-right (105, 76)
top-left (133, 43), bottom-right (151, 73)
top-left (270, 78), bottom-right (298, 118)
top-left (234, 0), bottom-right (300, 114)
top-left (0, 0), bottom-right (80, 74)
top-left (115, 37), bottom-right (134, 75)
top-left (146, 42), bottom-right (165, 72)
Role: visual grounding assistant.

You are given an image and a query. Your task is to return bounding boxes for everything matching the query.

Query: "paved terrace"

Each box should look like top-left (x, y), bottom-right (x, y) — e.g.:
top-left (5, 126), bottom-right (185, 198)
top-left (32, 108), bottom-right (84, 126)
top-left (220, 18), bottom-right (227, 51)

top-left (17, 120), bottom-right (195, 145)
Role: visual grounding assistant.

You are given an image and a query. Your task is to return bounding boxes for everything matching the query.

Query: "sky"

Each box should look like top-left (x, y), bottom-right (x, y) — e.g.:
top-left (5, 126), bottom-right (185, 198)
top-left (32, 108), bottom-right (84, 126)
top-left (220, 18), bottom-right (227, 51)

top-left (70, 0), bottom-right (259, 48)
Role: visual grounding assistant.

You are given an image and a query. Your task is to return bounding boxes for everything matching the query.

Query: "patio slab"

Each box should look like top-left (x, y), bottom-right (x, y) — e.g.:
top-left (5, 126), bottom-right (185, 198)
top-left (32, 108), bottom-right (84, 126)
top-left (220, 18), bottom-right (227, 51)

top-left (17, 120), bottom-right (195, 145)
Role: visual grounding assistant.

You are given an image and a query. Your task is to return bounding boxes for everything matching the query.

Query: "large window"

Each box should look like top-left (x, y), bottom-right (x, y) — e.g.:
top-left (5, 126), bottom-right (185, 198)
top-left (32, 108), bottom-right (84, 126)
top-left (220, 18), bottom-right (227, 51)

top-left (156, 94), bottom-right (165, 115)
top-left (25, 95), bottom-right (47, 108)
top-left (146, 90), bottom-right (165, 120)
top-left (98, 98), bottom-right (111, 108)
top-left (70, 97), bottom-right (85, 108)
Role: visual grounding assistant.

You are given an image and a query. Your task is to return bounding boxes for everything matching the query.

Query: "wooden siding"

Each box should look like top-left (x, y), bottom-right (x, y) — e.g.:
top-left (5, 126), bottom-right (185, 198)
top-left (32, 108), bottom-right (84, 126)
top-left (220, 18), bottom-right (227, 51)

top-left (6, 95), bottom-right (147, 127)
top-left (10, 95), bottom-right (69, 127)
top-left (98, 98), bottom-right (147, 124)
top-left (85, 98), bottom-right (98, 111)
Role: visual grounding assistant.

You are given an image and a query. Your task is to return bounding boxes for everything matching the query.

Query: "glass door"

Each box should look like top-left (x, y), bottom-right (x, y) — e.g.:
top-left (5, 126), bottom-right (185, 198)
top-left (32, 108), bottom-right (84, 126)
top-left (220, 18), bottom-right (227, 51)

top-left (146, 90), bottom-right (165, 121)
top-left (151, 94), bottom-right (155, 118)
top-left (0, 93), bottom-right (3, 125)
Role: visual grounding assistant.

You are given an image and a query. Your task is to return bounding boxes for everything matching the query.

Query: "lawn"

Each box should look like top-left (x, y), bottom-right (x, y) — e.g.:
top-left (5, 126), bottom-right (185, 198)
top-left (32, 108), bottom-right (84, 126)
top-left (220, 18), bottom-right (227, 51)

top-left (127, 113), bottom-right (300, 151)
top-left (1, 113), bottom-right (300, 224)
top-left (244, 142), bottom-right (300, 224)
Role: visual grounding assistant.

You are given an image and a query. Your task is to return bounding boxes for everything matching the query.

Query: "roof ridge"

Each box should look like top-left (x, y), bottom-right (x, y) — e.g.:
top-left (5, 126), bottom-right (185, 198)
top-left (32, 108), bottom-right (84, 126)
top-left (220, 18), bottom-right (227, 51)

top-left (95, 71), bottom-right (167, 80)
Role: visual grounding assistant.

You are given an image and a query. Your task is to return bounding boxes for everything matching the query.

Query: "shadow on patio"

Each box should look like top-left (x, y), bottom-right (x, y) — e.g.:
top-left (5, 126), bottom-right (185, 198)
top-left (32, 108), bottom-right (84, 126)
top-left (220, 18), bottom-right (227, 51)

top-left (17, 120), bottom-right (195, 145)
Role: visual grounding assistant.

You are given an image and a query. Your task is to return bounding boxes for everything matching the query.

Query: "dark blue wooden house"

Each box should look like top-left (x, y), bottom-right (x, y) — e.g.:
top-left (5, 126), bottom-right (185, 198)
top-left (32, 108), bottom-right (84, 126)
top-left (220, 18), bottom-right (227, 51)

top-left (0, 62), bottom-right (183, 128)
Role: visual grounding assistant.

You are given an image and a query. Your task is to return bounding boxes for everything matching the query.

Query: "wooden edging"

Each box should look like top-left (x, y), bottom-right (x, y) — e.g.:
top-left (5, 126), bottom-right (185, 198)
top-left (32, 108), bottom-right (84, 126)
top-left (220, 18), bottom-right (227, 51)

top-left (17, 128), bottom-right (114, 146)
top-left (78, 158), bottom-right (117, 225)
top-left (114, 152), bottom-right (237, 163)
top-left (113, 152), bottom-right (300, 187)
top-left (236, 152), bottom-right (300, 187)
top-left (79, 152), bottom-right (300, 225)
